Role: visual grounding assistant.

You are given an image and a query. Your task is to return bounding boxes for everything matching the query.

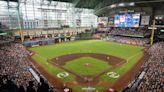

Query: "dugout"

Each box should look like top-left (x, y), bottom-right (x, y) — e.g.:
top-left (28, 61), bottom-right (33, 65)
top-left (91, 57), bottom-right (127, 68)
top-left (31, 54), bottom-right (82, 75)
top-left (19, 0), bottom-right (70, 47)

top-left (66, 36), bottom-right (71, 41)
top-left (23, 39), bottom-right (55, 47)
top-left (23, 41), bottom-right (39, 47)
top-left (60, 36), bottom-right (65, 42)
top-left (54, 37), bottom-right (59, 43)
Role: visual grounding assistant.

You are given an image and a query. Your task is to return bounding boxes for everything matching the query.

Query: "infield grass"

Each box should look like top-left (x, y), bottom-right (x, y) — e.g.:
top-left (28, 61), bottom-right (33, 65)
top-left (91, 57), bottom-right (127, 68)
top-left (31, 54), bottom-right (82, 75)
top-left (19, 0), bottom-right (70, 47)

top-left (63, 57), bottom-right (111, 75)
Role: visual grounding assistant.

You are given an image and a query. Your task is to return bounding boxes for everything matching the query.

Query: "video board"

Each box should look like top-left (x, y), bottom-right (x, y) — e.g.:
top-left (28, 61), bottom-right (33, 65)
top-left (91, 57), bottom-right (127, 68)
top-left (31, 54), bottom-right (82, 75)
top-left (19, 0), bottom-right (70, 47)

top-left (114, 14), bottom-right (140, 27)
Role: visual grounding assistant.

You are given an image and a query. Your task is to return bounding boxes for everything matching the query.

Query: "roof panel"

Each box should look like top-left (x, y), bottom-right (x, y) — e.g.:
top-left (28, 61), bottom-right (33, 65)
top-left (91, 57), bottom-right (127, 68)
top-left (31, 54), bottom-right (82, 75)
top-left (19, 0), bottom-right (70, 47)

top-left (75, 0), bottom-right (103, 9)
top-left (2, 0), bottom-right (18, 2)
top-left (2, 0), bottom-right (163, 9)
top-left (51, 0), bottom-right (73, 3)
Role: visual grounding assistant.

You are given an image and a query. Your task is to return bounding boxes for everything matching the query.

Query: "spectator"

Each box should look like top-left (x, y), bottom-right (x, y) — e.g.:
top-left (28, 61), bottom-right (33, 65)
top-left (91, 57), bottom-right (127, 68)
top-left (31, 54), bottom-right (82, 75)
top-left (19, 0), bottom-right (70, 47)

top-left (125, 42), bottom-right (164, 92)
top-left (26, 81), bottom-right (36, 92)
top-left (37, 78), bottom-right (50, 92)
top-left (17, 86), bottom-right (25, 92)
top-left (0, 43), bottom-right (54, 92)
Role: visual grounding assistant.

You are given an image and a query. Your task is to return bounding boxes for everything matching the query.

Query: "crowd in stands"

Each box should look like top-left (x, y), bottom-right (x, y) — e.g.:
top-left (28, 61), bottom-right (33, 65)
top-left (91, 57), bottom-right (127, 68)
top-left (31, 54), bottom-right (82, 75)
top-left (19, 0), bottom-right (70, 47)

top-left (137, 42), bottom-right (164, 91)
top-left (95, 27), bottom-right (151, 46)
top-left (0, 31), bottom-right (163, 92)
top-left (109, 27), bottom-right (150, 36)
top-left (0, 43), bottom-right (54, 92)
top-left (124, 42), bottom-right (164, 92)
top-left (107, 36), bottom-right (150, 46)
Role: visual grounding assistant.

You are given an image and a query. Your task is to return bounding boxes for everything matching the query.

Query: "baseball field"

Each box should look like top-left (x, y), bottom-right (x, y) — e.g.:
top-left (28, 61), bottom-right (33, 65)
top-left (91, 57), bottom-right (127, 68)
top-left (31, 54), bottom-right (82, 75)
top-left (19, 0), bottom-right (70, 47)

top-left (29, 40), bottom-right (145, 92)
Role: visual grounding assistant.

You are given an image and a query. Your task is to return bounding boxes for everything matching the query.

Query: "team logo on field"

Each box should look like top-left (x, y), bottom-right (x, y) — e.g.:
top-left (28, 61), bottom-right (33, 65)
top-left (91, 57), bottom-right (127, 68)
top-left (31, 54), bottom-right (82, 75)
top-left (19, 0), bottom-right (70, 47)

top-left (107, 72), bottom-right (120, 78)
top-left (57, 72), bottom-right (69, 78)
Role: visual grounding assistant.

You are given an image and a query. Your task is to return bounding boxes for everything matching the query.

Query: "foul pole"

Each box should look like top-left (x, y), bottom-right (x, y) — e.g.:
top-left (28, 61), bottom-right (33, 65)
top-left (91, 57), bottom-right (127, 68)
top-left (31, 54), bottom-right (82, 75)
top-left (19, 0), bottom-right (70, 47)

top-left (150, 20), bottom-right (156, 47)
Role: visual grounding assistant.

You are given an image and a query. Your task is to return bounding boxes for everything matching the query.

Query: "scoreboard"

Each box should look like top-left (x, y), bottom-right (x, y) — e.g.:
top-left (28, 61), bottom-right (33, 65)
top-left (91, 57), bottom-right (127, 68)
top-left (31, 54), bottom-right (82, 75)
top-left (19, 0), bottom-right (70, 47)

top-left (114, 14), bottom-right (140, 27)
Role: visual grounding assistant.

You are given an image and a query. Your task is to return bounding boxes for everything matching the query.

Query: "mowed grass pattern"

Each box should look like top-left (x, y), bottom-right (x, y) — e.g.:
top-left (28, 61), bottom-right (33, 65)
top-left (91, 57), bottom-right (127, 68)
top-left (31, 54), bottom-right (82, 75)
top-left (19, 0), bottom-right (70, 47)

top-left (63, 57), bottom-right (111, 75)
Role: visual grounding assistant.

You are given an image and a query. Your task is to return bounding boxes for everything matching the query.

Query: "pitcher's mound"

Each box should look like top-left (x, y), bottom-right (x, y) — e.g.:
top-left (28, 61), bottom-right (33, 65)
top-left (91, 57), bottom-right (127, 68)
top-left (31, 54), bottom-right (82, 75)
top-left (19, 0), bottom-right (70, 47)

top-left (84, 63), bottom-right (92, 67)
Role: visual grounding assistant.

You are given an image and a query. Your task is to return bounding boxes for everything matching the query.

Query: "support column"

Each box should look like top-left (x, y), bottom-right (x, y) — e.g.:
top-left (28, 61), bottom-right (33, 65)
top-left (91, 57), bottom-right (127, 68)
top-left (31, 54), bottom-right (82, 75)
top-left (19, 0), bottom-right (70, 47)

top-left (7, 0), bottom-right (11, 29)
top-left (17, 0), bottom-right (24, 42)
top-left (32, 0), bottom-right (36, 28)
top-left (25, 0), bottom-right (28, 29)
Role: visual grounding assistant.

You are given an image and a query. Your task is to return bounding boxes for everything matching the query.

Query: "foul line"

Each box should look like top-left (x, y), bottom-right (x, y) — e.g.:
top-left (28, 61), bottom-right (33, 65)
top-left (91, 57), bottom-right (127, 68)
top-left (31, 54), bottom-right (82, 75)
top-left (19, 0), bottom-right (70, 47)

top-left (127, 52), bottom-right (142, 63)
top-left (35, 53), bottom-right (48, 60)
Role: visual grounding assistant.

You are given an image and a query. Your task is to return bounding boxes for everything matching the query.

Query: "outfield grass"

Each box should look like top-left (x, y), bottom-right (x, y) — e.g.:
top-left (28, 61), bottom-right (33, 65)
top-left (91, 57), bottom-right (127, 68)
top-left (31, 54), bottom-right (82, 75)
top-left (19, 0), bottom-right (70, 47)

top-left (30, 40), bottom-right (144, 60)
top-left (63, 57), bottom-right (111, 75)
